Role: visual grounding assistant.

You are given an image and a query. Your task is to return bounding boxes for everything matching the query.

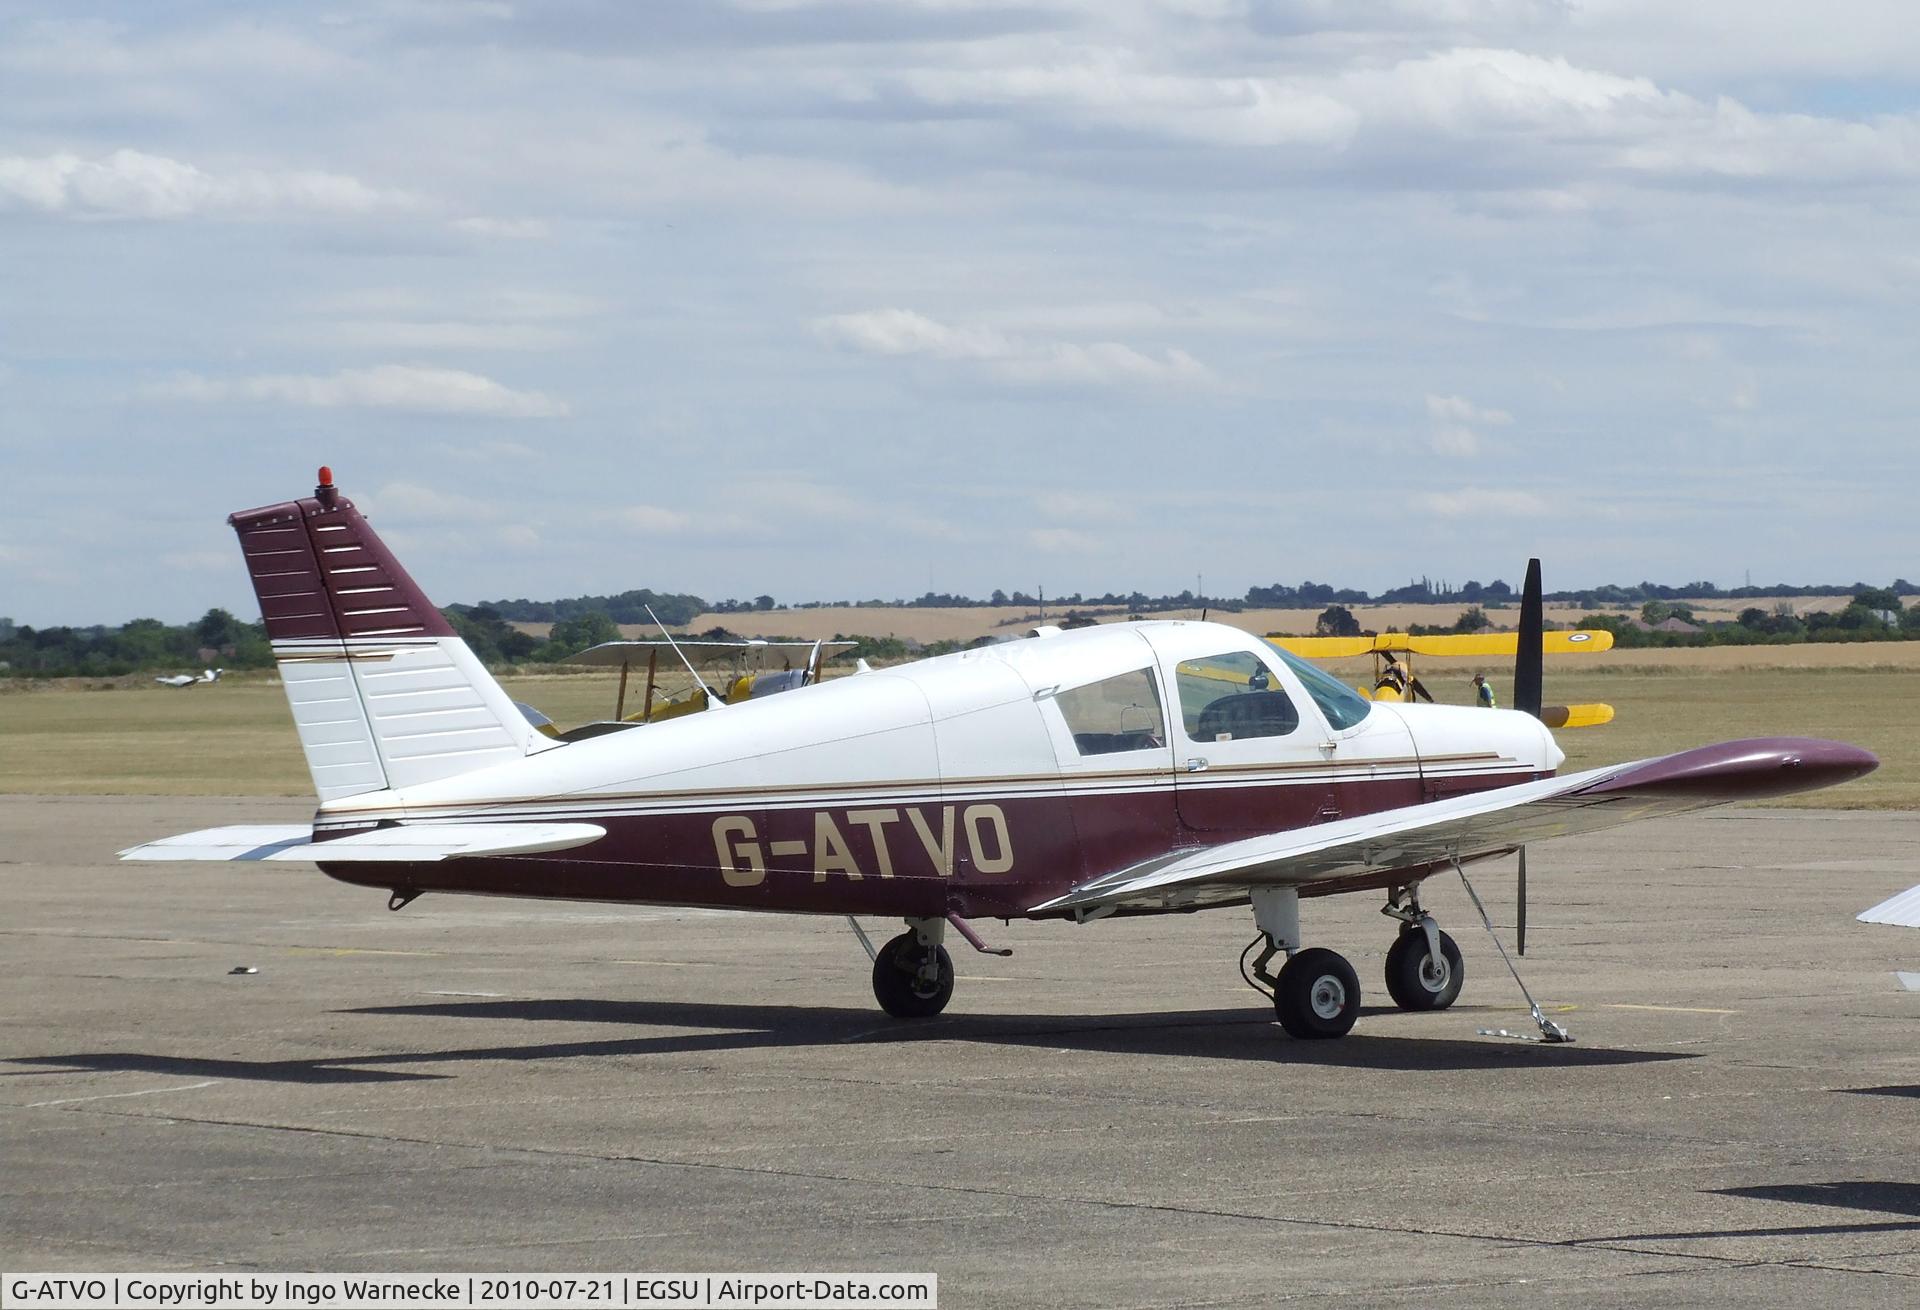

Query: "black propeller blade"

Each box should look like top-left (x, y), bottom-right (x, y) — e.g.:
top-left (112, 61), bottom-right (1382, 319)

top-left (1513, 558), bottom-right (1544, 954)
top-left (1517, 847), bottom-right (1528, 956)
top-left (1514, 557), bottom-right (1543, 719)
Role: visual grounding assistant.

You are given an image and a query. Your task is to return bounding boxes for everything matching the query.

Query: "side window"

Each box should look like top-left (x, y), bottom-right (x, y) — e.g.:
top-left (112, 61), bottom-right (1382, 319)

top-left (1176, 651), bottom-right (1300, 742)
top-left (1055, 668), bottom-right (1166, 756)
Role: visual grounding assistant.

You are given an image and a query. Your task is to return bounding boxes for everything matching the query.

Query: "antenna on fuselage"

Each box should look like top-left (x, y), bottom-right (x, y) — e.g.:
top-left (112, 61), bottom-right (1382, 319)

top-left (646, 605), bottom-right (725, 711)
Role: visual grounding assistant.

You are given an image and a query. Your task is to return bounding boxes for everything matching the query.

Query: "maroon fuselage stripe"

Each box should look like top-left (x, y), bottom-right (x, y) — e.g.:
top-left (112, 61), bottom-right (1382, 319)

top-left (319, 770), bottom-right (1548, 919)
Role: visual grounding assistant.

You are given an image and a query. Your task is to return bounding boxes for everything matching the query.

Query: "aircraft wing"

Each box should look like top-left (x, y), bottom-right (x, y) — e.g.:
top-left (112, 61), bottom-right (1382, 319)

top-left (119, 822), bottom-right (605, 863)
top-left (1265, 636), bottom-right (1377, 658)
top-left (571, 640), bottom-right (855, 671)
top-left (1266, 632), bottom-right (1613, 659)
top-left (1858, 885), bottom-right (1920, 928)
top-left (1030, 738), bottom-right (1875, 916)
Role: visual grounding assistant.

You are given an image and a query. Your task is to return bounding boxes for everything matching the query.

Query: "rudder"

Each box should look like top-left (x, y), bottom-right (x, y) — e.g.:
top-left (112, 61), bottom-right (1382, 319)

top-left (230, 468), bottom-right (553, 802)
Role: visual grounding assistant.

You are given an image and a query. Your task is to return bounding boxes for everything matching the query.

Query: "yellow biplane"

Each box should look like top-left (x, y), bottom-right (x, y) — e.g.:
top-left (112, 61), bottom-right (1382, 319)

top-left (562, 638), bottom-right (856, 732)
top-left (1266, 630), bottom-right (1616, 729)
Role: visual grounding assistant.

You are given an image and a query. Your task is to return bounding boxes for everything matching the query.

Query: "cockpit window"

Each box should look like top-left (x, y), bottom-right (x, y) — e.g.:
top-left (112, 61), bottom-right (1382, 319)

top-left (1175, 651), bottom-right (1300, 742)
top-left (1268, 644), bottom-right (1373, 730)
top-left (1055, 667), bottom-right (1166, 756)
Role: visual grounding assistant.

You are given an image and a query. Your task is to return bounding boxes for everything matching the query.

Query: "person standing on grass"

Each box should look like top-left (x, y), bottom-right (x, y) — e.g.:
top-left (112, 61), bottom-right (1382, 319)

top-left (1472, 673), bottom-right (1497, 708)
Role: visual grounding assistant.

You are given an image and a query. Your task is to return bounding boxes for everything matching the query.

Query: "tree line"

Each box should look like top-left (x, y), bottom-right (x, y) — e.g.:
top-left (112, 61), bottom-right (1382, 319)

top-left (6, 582), bottom-right (1915, 679)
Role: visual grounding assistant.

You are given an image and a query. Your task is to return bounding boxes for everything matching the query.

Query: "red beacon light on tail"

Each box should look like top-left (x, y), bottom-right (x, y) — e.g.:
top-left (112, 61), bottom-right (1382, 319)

top-left (315, 465), bottom-right (338, 508)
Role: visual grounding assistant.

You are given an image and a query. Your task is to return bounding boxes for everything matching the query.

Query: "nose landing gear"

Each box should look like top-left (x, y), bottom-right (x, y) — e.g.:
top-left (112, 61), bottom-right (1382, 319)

top-left (1381, 884), bottom-right (1465, 1012)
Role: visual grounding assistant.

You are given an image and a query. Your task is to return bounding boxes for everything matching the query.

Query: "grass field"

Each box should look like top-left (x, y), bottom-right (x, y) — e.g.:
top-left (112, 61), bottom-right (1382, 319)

top-left (2, 647), bottom-right (1910, 807)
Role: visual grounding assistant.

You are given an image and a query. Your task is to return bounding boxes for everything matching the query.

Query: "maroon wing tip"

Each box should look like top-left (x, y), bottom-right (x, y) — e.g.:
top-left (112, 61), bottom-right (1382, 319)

top-left (1583, 737), bottom-right (1879, 804)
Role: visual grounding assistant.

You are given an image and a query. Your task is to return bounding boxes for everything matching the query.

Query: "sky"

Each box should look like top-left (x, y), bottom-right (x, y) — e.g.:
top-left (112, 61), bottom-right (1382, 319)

top-left (3, 0), bottom-right (1918, 626)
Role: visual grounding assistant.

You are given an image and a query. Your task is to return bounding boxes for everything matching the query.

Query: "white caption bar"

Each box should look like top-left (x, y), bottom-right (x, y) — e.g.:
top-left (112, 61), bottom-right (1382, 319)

top-left (1, 1274), bottom-right (937, 1310)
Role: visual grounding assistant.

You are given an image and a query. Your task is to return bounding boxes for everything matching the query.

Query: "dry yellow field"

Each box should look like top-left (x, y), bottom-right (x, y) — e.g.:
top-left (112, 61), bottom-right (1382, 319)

top-left (1, 646), bottom-right (1910, 807)
top-left (509, 593), bottom-right (1903, 646)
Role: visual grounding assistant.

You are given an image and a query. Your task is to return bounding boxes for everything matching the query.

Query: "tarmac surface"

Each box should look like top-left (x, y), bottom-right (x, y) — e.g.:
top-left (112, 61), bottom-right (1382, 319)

top-left (3, 794), bottom-right (1919, 1307)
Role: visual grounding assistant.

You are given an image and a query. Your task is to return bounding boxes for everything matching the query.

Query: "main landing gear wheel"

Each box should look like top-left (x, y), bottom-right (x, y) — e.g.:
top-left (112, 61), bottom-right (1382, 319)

top-left (1384, 925), bottom-right (1464, 1011)
top-left (1274, 947), bottom-right (1361, 1039)
top-left (872, 932), bottom-right (955, 1019)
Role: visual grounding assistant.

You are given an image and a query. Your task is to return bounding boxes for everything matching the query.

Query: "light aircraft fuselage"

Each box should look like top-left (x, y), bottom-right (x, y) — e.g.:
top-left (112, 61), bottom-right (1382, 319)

top-left (124, 471), bottom-right (1877, 1038)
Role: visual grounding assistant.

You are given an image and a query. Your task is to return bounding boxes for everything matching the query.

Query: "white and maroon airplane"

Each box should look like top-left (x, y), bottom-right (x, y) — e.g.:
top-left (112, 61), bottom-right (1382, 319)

top-left (123, 470), bottom-right (1878, 1040)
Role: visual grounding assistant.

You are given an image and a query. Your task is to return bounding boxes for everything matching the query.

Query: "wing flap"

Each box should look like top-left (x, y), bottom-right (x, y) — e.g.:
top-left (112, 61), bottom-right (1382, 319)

top-left (1033, 738), bottom-right (1876, 915)
top-left (120, 822), bottom-right (605, 863)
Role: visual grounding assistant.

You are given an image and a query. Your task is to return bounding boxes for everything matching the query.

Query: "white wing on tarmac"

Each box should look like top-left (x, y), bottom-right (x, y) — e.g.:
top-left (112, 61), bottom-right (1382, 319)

top-left (119, 822), bottom-right (605, 863)
top-left (1032, 738), bottom-right (1878, 916)
top-left (1859, 885), bottom-right (1920, 928)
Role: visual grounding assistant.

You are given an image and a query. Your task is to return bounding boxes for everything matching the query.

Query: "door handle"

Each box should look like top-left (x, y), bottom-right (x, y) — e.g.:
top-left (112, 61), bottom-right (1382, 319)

top-left (1185, 757), bottom-right (1209, 773)
top-left (1318, 740), bottom-right (1338, 755)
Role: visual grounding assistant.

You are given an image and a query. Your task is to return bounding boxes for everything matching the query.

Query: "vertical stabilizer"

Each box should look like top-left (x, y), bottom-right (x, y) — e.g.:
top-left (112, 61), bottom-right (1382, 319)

top-left (229, 469), bottom-right (552, 802)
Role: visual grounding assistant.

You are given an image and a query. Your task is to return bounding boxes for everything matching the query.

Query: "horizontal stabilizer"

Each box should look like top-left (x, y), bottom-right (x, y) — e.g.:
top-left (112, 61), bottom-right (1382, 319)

top-left (119, 822), bottom-right (605, 863)
top-left (1859, 884), bottom-right (1920, 928)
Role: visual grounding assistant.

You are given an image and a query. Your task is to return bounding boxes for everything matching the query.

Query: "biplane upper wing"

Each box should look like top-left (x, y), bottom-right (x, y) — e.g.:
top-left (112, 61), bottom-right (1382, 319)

top-left (571, 639), bottom-right (856, 670)
top-left (1267, 631), bottom-right (1614, 658)
top-left (1030, 738), bottom-right (1875, 915)
top-left (1266, 636), bottom-right (1378, 658)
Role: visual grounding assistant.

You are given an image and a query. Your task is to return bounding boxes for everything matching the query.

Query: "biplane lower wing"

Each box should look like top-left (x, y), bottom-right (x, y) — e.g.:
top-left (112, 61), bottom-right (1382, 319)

top-left (1031, 737), bottom-right (1876, 915)
top-left (120, 822), bottom-right (606, 863)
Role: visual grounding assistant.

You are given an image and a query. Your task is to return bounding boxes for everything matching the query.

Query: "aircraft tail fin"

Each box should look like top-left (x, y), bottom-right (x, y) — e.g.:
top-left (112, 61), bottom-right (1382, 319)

top-left (229, 468), bottom-right (555, 803)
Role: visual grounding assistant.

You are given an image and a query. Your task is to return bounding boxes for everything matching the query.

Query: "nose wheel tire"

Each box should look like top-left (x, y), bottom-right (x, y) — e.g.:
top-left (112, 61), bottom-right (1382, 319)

top-left (1384, 926), bottom-right (1464, 1011)
top-left (872, 932), bottom-right (955, 1019)
top-left (1274, 947), bottom-right (1361, 1039)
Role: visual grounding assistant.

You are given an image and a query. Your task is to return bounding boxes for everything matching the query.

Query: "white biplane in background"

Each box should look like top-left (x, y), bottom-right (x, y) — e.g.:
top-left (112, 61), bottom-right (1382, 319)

top-left (123, 472), bottom-right (1880, 1042)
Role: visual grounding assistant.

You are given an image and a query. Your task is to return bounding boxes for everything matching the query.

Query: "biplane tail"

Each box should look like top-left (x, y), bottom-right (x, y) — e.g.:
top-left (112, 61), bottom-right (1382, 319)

top-left (226, 468), bottom-right (557, 803)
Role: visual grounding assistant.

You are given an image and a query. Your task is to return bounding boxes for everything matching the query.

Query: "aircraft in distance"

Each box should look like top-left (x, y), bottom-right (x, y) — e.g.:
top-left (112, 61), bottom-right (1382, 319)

top-left (154, 668), bottom-right (223, 688)
top-left (123, 471), bottom-right (1879, 1040)
top-left (1270, 632), bottom-right (1616, 729)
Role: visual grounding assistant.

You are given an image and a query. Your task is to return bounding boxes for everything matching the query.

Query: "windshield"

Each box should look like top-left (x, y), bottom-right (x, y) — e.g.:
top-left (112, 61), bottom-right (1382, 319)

top-left (1268, 645), bottom-right (1373, 731)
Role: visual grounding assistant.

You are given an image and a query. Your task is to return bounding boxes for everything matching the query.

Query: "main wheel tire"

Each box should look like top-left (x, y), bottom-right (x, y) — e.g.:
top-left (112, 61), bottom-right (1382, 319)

top-left (1384, 925), bottom-right (1464, 1011)
top-left (1274, 947), bottom-right (1361, 1039)
top-left (871, 932), bottom-right (955, 1019)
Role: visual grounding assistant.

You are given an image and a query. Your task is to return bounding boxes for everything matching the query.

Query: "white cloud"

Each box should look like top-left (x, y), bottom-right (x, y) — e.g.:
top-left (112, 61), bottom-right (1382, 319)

top-left (1416, 487), bottom-right (1553, 517)
top-left (1027, 527), bottom-right (1102, 553)
top-left (866, 40), bottom-right (1920, 192)
top-left (1425, 393), bottom-right (1513, 458)
top-left (895, 58), bottom-right (1362, 151)
top-left (150, 365), bottom-right (569, 417)
top-left (0, 149), bottom-right (409, 219)
top-left (297, 321), bottom-right (581, 352)
top-left (1033, 491), bottom-right (1132, 523)
top-left (617, 505), bottom-right (695, 535)
top-left (452, 216), bottom-right (550, 239)
top-left (813, 308), bottom-right (1215, 388)
top-left (364, 482), bottom-right (496, 522)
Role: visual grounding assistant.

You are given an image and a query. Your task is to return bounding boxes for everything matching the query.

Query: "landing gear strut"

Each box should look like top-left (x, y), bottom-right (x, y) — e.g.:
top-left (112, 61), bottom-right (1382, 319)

top-left (1245, 887), bottom-right (1362, 1039)
top-left (871, 917), bottom-right (954, 1019)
